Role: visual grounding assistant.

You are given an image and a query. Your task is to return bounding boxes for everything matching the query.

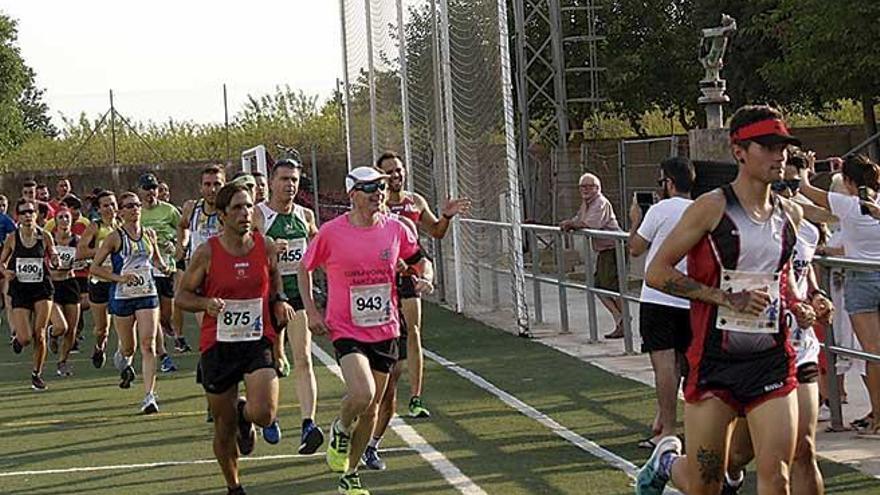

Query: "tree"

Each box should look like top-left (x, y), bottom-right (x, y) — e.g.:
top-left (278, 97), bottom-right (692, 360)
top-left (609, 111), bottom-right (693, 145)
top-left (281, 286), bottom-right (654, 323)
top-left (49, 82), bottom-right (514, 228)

top-left (758, 0), bottom-right (880, 158)
top-left (0, 12), bottom-right (56, 156)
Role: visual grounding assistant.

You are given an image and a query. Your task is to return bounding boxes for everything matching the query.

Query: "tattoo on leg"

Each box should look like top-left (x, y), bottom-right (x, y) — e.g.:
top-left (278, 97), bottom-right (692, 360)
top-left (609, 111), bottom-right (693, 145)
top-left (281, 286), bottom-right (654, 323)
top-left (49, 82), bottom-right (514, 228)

top-left (696, 447), bottom-right (723, 485)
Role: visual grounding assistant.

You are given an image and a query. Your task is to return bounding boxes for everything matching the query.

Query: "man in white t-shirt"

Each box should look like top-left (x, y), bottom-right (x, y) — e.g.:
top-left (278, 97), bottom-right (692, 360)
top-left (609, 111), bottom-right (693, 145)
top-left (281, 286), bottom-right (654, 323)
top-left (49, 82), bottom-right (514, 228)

top-left (628, 157), bottom-right (695, 448)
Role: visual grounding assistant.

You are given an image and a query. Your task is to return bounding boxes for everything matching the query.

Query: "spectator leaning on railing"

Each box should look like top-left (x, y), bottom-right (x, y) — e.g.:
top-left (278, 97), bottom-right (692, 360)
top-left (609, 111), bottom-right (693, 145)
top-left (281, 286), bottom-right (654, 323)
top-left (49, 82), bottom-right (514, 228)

top-left (560, 173), bottom-right (625, 339)
top-left (799, 153), bottom-right (880, 436)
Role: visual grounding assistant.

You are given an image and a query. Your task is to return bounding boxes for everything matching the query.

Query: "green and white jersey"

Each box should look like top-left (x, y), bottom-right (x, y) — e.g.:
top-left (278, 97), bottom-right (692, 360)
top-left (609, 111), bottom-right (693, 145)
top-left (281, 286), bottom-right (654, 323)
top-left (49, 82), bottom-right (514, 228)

top-left (140, 201), bottom-right (181, 273)
top-left (258, 202), bottom-right (309, 299)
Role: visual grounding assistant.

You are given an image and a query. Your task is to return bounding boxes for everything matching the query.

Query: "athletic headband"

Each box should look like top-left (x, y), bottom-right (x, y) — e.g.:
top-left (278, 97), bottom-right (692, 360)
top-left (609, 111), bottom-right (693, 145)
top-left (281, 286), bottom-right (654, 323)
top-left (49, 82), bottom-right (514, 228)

top-left (730, 118), bottom-right (796, 144)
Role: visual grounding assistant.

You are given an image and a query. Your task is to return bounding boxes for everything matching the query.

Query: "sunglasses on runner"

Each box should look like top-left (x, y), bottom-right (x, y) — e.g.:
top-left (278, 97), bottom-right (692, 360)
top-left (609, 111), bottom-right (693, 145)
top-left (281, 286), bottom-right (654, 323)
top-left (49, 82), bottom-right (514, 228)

top-left (122, 202), bottom-right (143, 210)
top-left (771, 179), bottom-right (800, 193)
top-left (352, 181), bottom-right (386, 194)
top-left (17, 209), bottom-right (35, 215)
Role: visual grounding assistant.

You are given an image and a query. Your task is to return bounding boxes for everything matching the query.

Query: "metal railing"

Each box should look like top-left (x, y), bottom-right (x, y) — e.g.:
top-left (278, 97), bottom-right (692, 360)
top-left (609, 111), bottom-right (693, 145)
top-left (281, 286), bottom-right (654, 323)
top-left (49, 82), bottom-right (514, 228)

top-left (460, 218), bottom-right (636, 352)
top-left (813, 255), bottom-right (880, 431)
top-left (457, 217), bottom-right (880, 432)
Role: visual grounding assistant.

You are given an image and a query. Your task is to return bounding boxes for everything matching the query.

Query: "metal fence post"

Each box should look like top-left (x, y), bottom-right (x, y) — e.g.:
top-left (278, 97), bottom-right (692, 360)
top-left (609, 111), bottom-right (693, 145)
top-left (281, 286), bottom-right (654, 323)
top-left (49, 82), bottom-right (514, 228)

top-left (823, 319), bottom-right (845, 431)
top-left (491, 227), bottom-right (500, 309)
top-left (555, 230), bottom-right (570, 333)
top-left (615, 239), bottom-right (634, 354)
top-left (530, 229), bottom-right (544, 324)
top-left (583, 234), bottom-right (599, 343)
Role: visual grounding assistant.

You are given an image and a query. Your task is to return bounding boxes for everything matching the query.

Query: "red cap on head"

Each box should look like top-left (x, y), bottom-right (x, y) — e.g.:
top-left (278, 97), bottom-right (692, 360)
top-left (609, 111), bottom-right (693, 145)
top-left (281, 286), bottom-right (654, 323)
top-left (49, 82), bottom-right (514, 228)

top-left (730, 118), bottom-right (801, 147)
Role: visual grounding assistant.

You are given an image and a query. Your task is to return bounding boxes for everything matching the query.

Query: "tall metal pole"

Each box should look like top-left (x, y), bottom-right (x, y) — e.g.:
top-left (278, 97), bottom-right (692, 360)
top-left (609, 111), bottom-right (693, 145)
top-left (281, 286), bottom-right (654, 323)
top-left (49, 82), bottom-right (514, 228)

top-left (311, 146), bottom-right (321, 227)
top-left (512, 0), bottom-right (532, 220)
top-left (223, 83), bottom-right (231, 165)
top-left (430, 0), bottom-right (449, 304)
top-left (438, 0), bottom-right (463, 314)
top-left (497, 0), bottom-right (531, 337)
top-left (364, 0), bottom-right (379, 163)
top-left (339, 0), bottom-right (354, 171)
top-left (395, 0), bottom-right (414, 191)
top-left (109, 89), bottom-right (117, 166)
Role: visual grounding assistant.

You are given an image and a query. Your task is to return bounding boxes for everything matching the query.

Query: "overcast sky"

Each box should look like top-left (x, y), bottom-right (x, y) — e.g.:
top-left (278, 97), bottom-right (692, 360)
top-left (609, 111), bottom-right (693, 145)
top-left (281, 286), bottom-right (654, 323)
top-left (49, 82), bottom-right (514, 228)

top-left (0, 0), bottom-right (342, 127)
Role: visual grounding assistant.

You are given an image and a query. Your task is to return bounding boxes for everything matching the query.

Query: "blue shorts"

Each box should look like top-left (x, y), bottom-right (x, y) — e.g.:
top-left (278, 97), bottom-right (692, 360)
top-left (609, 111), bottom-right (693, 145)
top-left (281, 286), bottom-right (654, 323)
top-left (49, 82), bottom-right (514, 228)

top-left (844, 270), bottom-right (880, 315)
top-left (109, 295), bottom-right (160, 317)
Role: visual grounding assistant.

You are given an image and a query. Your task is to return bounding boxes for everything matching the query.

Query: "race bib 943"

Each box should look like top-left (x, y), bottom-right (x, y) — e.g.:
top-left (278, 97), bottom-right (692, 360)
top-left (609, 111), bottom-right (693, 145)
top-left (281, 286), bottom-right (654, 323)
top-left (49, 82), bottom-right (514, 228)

top-left (350, 283), bottom-right (393, 327)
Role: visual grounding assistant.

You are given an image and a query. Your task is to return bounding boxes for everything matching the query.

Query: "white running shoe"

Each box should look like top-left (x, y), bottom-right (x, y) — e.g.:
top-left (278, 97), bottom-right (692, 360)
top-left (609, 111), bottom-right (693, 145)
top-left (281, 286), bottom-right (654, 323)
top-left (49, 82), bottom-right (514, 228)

top-left (141, 392), bottom-right (159, 415)
top-left (818, 404), bottom-right (831, 422)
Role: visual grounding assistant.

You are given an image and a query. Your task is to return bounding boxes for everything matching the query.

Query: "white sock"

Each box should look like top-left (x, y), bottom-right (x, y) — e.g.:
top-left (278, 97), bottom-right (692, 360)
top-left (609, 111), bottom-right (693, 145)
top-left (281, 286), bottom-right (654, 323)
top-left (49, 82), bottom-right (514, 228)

top-left (368, 436), bottom-right (382, 449)
top-left (725, 471), bottom-right (744, 487)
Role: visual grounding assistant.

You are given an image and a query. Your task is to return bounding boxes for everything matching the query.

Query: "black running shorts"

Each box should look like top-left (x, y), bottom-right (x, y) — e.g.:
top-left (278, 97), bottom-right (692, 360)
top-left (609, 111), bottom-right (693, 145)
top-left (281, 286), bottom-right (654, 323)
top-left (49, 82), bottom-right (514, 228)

top-left (53, 278), bottom-right (81, 305)
top-left (639, 302), bottom-right (691, 354)
top-left (76, 276), bottom-right (89, 294)
top-left (333, 338), bottom-right (398, 374)
top-left (797, 362), bottom-right (819, 384)
top-left (10, 279), bottom-right (54, 310)
top-left (154, 276), bottom-right (175, 299)
top-left (88, 280), bottom-right (112, 305)
top-left (199, 337), bottom-right (275, 395)
top-left (397, 274), bottom-right (420, 300)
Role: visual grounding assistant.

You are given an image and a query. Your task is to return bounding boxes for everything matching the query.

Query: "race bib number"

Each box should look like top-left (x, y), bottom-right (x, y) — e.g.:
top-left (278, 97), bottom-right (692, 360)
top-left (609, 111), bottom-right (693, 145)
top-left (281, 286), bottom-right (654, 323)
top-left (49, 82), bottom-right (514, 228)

top-left (56, 246), bottom-right (76, 270)
top-left (117, 266), bottom-right (157, 299)
top-left (217, 298), bottom-right (263, 342)
top-left (16, 258), bottom-right (43, 283)
top-left (277, 238), bottom-right (306, 276)
top-left (350, 283), bottom-right (393, 327)
top-left (716, 270), bottom-right (780, 334)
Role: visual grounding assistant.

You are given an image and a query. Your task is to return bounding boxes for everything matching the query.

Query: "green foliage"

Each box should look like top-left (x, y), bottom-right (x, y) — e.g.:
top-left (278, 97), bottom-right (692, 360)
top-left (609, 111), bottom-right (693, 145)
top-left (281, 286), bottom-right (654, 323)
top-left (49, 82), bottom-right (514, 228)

top-left (0, 12), bottom-right (56, 157)
top-left (0, 85), bottom-right (346, 172)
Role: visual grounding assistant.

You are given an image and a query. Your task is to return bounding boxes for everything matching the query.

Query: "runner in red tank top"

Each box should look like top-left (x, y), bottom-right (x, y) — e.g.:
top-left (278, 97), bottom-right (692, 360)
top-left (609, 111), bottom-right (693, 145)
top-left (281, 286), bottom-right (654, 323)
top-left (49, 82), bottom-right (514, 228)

top-left (177, 182), bottom-right (295, 495)
top-left (635, 106), bottom-right (818, 495)
top-left (375, 151), bottom-right (470, 421)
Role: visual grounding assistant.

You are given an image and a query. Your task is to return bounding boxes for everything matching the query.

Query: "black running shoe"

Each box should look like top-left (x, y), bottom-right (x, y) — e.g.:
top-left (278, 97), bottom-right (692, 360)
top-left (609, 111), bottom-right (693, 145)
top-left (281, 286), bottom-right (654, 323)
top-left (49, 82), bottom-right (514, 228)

top-left (11, 337), bottom-right (23, 354)
top-left (298, 422), bottom-right (324, 455)
top-left (226, 485), bottom-right (247, 495)
top-left (92, 346), bottom-right (106, 368)
top-left (119, 365), bottom-right (136, 389)
top-left (174, 336), bottom-right (192, 353)
top-left (31, 372), bottom-right (47, 391)
top-left (236, 399), bottom-right (256, 455)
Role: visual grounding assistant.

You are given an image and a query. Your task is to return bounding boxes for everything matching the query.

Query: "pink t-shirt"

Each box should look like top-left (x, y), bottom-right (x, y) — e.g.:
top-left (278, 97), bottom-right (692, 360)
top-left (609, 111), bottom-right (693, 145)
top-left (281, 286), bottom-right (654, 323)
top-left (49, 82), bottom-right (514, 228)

top-left (302, 213), bottom-right (420, 343)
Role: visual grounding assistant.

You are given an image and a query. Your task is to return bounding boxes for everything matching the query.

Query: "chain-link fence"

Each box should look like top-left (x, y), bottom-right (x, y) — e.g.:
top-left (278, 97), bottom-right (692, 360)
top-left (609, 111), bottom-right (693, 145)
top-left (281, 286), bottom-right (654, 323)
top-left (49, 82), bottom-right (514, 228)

top-left (341, 0), bottom-right (529, 335)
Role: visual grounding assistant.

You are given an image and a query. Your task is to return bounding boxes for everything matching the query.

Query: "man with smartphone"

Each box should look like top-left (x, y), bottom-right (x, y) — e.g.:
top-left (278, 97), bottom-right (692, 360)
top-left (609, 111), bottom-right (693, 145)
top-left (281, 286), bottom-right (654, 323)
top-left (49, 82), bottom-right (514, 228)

top-left (628, 157), bottom-right (695, 450)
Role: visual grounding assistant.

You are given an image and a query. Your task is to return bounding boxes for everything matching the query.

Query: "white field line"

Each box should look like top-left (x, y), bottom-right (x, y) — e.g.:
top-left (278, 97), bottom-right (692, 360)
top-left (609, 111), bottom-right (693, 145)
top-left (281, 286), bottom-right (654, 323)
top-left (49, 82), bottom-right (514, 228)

top-left (424, 349), bottom-right (683, 494)
top-left (311, 343), bottom-right (488, 495)
top-left (0, 448), bottom-right (415, 478)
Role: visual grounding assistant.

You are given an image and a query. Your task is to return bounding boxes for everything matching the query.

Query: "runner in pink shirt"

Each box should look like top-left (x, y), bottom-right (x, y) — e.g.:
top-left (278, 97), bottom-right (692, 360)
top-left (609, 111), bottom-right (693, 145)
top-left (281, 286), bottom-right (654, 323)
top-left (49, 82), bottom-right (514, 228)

top-left (298, 166), bottom-right (433, 495)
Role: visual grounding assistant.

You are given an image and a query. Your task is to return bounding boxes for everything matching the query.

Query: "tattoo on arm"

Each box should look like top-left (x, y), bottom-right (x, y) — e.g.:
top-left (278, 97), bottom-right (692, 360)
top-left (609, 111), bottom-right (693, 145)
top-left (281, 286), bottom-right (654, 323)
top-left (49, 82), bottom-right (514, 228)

top-left (661, 272), bottom-right (708, 299)
top-left (696, 447), bottom-right (724, 485)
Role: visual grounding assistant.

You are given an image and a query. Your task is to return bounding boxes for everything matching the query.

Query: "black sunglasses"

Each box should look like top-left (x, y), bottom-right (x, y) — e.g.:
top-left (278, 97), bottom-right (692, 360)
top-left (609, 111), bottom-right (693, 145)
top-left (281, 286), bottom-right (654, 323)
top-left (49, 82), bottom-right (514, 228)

top-left (141, 185), bottom-right (158, 191)
top-left (352, 181), bottom-right (386, 194)
top-left (122, 202), bottom-right (142, 210)
top-left (18, 209), bottom-right (35, 215)
top-left (771, 179), bottom-right (801, 193)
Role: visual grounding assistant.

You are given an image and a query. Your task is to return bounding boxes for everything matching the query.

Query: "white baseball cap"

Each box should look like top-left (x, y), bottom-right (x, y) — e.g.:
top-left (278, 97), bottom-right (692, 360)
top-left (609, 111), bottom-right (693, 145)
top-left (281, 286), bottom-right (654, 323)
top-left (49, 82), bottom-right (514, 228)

top-left (345, 166), bottom-right (389, 193)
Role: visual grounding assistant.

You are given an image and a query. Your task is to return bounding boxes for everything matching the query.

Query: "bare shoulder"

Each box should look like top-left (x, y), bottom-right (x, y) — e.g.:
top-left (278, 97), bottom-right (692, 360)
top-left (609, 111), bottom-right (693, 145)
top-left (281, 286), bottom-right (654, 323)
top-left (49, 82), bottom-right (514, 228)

top-left (190, 239), bottom-right (212, 268)
top-left (778, 196), bottom-right (804, 226)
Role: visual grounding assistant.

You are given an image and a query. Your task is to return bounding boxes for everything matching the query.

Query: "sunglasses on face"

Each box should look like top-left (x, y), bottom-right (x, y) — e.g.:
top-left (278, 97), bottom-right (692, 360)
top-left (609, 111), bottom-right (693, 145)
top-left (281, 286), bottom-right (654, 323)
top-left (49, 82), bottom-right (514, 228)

top-left (122, 202), bottom-right (142, 210)
top-left (142, 185), bottom-right (158, 191)
top-left (771, 179), bottom-right (801, 193)
top-left (18, 209), bottom-right (35, 215)
top-left (353, 181), bottom-right (386, 194)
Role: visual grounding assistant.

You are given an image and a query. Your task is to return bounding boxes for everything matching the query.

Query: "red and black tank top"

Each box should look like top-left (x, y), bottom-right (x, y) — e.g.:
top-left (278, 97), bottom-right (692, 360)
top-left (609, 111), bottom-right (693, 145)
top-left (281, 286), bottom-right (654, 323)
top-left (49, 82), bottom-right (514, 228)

top-left (388, 194), bottom-right (422, 224)
top-left (199, 232), bottom-right (276, 352)
top-left (687, 185), bottom-right (797, 360)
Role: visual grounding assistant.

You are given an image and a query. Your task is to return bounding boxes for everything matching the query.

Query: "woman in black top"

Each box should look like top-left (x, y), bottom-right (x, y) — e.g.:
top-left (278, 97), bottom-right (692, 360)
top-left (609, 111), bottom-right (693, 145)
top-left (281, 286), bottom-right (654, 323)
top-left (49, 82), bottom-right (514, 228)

top-left (49, 207), bottom-right (81, 377)
top-left (1, 199), bottom-right (60, 391)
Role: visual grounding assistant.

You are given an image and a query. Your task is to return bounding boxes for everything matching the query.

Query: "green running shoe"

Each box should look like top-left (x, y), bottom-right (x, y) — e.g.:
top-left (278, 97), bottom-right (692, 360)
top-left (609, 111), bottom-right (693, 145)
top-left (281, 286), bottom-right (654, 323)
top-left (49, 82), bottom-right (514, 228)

top-left (408, 396), bottom-right (431, 418)
top-left (326, 419), bottom-right (351, 473)
top-left (635, 435), bottom-right (681, 495)
top-left (338, 471), bottom-right (370, 495)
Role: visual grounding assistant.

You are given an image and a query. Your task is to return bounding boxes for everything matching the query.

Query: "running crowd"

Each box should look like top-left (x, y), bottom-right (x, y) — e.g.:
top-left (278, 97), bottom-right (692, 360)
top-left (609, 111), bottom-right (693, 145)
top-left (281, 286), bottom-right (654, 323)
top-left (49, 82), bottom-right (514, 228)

top-left (619, 105), bottom-right (880, 495)
top-left (0, 152), bottom-right (470, 495)
top-left (3, 103), bottom-right (879, 495)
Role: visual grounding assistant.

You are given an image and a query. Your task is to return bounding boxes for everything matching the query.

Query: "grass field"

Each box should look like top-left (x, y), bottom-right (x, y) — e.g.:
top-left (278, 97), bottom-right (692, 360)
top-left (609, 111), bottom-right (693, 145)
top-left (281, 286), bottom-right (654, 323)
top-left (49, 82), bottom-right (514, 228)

top-left (2, 303), bottom-right (879, 494)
